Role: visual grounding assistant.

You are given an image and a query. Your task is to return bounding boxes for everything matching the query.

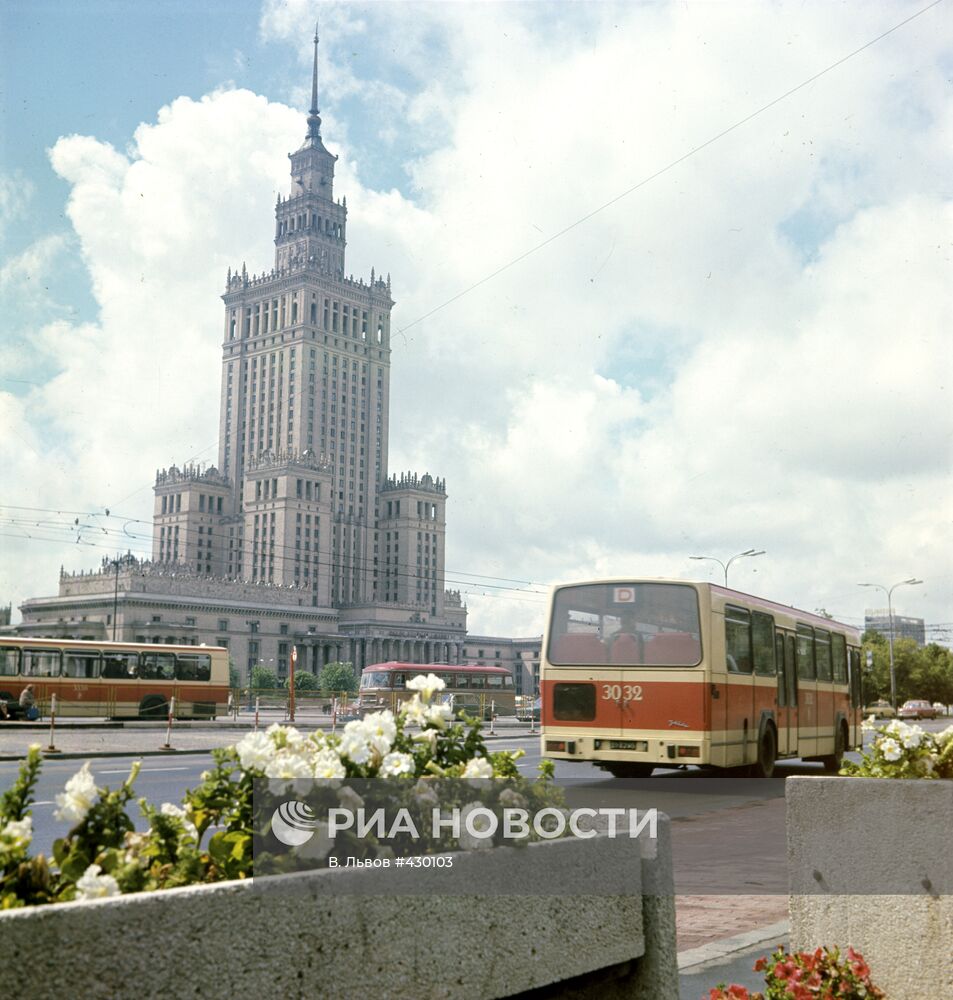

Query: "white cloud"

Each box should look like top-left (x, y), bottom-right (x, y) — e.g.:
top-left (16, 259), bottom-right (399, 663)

top-left (4, 1), bottom-right (952, 643)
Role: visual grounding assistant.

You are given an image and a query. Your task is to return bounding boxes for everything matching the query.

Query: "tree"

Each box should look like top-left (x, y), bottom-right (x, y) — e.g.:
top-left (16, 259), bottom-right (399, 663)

top-left (228, 659), bottom-right (241, 689)
top-left (285, 671), bottom-right (320, 691)
top-left (318, 661), bottom-right (358, 694)
top-left (250, 665), bottom-right (279, 691)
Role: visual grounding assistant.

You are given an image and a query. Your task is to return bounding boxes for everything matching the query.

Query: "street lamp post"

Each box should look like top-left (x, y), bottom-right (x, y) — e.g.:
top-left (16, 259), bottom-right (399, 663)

top-left (690, 549), bottom-right (766, 587)
top-left (858, 578), bottom-right (922, 711)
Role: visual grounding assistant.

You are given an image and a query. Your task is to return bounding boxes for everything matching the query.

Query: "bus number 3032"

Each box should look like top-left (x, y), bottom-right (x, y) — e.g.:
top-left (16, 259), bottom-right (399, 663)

top-left (601, 684), bottom-right (643, 702)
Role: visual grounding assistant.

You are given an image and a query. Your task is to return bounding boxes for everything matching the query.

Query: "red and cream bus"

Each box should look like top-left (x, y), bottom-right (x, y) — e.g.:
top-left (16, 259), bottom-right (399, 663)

top-left (540, 579), bottom-right (863, 778)
top-left (0, 637), bottom-right (229, 720)
top-left (359, 662), bottom-right (516, 719)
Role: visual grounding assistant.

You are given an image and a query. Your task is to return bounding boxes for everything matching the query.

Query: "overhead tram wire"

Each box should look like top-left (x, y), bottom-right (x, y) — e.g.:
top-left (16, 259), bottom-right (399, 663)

top-left (393, 0), bottom-right (947, 339)
top-left (0, 528), bottom-right (549, 604)
top-left (0, 507), bottom-right (550, 594)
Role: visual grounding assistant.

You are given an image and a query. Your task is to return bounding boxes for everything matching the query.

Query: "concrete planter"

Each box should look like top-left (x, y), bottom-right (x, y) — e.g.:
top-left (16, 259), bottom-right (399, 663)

top-left (1, 819), bottom-right (677, 1000)
top-left (787, 776), bottom-right (953, 1000)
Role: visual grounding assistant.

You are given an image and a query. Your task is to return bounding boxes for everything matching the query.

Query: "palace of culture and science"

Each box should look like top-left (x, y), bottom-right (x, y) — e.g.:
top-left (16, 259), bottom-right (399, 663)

top-left (12, 33), bottom-right (537, 684)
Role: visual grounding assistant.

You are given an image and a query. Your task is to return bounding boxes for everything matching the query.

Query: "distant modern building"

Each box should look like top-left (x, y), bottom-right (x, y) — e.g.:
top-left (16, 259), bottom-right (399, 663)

top-left (864, 610), bottom-right (926, 648)
top-left (17, 30), bottom-right (469, 681)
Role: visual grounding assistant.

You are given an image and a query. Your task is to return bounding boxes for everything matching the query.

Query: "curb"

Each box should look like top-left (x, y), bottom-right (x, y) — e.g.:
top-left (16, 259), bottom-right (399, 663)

top-left (677, 919), bottom-right (790, 971)
top-left (0, 747), bottom-right (224, 762)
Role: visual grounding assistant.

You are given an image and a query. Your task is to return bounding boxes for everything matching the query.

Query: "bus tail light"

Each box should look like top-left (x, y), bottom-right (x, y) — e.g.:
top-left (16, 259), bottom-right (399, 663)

top-left (545, 740), bottom-right (576, 754)
top-left (677, 745), bottom-right (700, 758)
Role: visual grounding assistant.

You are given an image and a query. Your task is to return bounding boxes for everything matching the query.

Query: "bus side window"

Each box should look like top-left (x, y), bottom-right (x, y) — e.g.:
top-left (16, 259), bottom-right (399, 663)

top-left (22, 649), bottom-right (61, 677)
top-left (394, 674), bottom-right (405, 689)
top-left (0, 648), bottom-right (19, 676)
top-left (725, 606), bottom-right (753, 673)
top-left (796, 625), bottom-right (816, 680)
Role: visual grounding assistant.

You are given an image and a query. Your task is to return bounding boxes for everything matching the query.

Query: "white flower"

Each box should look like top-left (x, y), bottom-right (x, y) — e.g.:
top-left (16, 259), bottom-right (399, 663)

top-left (295, 821), bottom-right (334, 863)
top-left (54, 762), bottom-right (98, 823)
top-left (400, 695), bottom-right (429, 727)
top-left (413, 778), bottom-right (439, 807)
top-left (498, 787), bottom-right (527, 809)
top-left (236, 731), bottom-right (276, 772)
top-left (75, 863), bottom-right (120, 900)
top-left (861, 716), bottom-right (878, 733)
top-left (936, 726), bottom-right (953, 747)
top-left (264, 751), bottom-right (315, 780)
top-left (413, 728), bottom-right (439, 751)
top-left (363, 710), bottom-right (397, 756)
top-left (337, 785), bottom-right (364, 810)
top-left (159, 802), bottom-right (198, 842)
top-left (313, 749), bottom-right (346, 780)
top-left (461, 757), bottom-right (495, 782)
top-left (338, 729), bottom-right (372, 766)
top-left (458, 802), bottom-right (494, 851)
top-left (379, 751), bottom-right (414, 777)
top-left (406, 673), bottom-right (446, 701)
top-left (425, 702), bottom-right (453, 730)
top-left (879, 737), bottom-right (903, 762)
top-left (1, 816), bottom-right (32, 846)
top-left (900, 726), bottom-right (925, 750)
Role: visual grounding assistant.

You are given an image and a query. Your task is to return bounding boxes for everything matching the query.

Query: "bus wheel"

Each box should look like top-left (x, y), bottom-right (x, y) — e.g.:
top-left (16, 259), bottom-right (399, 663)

top-left (604, 763), bottom-right (654, 779)
top-left (821, 724), bottom-right (846, 772)
top-left (751, 726), bottom-right (776, 779)
top-left (139, 695), bottom-right (168, 720)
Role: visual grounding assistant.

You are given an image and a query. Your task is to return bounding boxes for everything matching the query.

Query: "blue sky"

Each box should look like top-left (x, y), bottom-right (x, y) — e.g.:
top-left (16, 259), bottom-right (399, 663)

top-left (1, 1), bottom-right (951, 639)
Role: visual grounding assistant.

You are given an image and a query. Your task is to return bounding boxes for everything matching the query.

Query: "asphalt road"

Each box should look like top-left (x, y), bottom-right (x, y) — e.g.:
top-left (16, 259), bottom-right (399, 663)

top-left (1, 732), bottom-right (870, 870)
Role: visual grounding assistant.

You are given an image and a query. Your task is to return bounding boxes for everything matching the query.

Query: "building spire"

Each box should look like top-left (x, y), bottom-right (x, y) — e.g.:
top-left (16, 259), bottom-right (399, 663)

top-left (307, 21), bottom-right (322, 142)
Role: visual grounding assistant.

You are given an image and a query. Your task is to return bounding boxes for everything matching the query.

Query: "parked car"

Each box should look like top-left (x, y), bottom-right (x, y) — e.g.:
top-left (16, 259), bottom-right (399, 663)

top-left (898, 699), bottom-right (938, 720)
top-left (863, 699), bottom-right (895, 719)
top-left (932, 702), bottom-right (948, 717)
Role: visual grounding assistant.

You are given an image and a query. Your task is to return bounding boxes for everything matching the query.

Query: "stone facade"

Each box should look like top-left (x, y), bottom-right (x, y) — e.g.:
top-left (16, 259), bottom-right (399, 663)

top-left (462, 635), bottom-right (542, 696)
top-left (17, 32), bottom-right (468, 683)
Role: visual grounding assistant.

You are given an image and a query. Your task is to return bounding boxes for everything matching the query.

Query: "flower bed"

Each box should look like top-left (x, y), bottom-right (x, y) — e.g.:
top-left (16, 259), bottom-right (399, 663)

top-left (0, 675), bottom-right (680, 998)
top-left (1, 674), bottom-right (559, 906)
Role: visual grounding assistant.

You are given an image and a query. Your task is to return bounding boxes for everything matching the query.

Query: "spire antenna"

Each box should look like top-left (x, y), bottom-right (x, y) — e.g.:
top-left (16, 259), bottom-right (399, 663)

top-left (310, 20), bottom-right (319, 116)
top-left (306, 20), bottom-right (322, 141)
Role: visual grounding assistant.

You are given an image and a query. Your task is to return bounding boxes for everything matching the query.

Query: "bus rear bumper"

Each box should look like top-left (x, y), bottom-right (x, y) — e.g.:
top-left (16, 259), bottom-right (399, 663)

top-left (540, 731), bottom-right (709, 766)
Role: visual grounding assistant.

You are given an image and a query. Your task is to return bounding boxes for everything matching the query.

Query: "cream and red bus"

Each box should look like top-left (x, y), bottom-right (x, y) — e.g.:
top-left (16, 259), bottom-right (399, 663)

top-left (359, 662), bottom-right (516, 719)
top-left (540, 579), bottom-right (862, 778)
top-left (0, 637), bottom-right (229, 720)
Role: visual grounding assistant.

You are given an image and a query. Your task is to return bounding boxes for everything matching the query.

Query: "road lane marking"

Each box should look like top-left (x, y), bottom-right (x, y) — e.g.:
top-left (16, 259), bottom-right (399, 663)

top-left (97, 766), bottom-right (192, 774)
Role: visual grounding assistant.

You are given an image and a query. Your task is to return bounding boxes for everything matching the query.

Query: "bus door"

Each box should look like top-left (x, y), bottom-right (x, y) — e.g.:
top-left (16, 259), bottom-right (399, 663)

top-left (775, 632), bottom-right (798, 756)
top-left (795, 625), bottom-right (817, 757)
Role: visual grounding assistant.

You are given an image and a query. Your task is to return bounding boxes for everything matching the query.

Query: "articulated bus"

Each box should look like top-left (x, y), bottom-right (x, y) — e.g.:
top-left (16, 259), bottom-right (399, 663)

top-left (540, 580), bottom-right (863, 778)
top-left (359, 662), bottom-right (516, 719)
top-left (0, 637), bottom-right (230, 719)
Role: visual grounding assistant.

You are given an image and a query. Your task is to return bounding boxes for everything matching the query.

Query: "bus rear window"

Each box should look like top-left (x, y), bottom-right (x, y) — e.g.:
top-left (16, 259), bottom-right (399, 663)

top-left (548, 583), bottom-right (701, 667)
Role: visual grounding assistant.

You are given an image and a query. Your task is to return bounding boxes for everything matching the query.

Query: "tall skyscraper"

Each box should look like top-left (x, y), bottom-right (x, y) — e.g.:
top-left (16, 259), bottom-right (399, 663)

top-left (19, 30), bottom-right (468, 678)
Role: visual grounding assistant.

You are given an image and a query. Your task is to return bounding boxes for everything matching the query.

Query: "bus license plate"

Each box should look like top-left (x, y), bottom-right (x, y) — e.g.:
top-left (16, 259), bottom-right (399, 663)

top-left (609, 740), bottom-right (647, 751)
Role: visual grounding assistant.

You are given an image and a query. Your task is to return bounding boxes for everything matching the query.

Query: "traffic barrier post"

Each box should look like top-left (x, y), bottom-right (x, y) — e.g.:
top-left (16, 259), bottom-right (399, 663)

top-left (254, 696), bottom-right (260, 731)
top-left (489, 699), bottom-right (496, 735)
top-left (44, 694), bottom-right (61, 754)
top-left (161, 696), bottom-right (176, 751)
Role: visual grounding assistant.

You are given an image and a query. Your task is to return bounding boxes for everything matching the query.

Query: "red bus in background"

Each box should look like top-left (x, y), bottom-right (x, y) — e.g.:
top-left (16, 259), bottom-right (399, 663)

top-left (0, 637), bottom-right (229, 719)
top-left (540, 580), bottom-right (863, 777)
top-left (359, 661), bottom-right (516, 719)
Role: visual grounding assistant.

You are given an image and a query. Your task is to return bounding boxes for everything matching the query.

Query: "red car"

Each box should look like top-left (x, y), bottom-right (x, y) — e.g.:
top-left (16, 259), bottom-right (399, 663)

top-left (898, 700), bottom-right (938, 720)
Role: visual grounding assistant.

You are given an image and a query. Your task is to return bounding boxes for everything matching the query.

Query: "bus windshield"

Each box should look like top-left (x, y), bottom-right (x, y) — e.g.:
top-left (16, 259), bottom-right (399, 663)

top-left (548, 582), bottom-right (702, 667)
top-left (361, 672), bottom-right (393, 689)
